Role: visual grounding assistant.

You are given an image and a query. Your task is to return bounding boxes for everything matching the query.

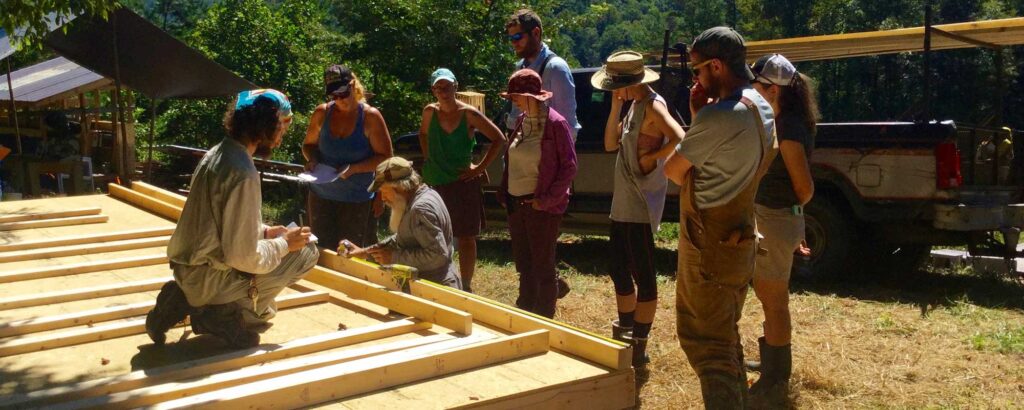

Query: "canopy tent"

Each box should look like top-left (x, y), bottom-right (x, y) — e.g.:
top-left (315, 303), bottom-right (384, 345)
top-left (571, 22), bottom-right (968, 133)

top-left (42, 7), bottom-right (255, 99)
top-left (0, 57), bottom-right (109, 107)
top-left (745, 17), bottom-right (1024, 63)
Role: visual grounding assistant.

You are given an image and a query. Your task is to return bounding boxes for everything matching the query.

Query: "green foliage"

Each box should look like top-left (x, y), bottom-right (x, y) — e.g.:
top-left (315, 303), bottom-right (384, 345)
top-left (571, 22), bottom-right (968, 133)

top-left (152, 0), bottom-right (340, 163)
top-left (970, 324), bottom-right (1024, 353)
top-left (0, 0), bottom-right (120, 48)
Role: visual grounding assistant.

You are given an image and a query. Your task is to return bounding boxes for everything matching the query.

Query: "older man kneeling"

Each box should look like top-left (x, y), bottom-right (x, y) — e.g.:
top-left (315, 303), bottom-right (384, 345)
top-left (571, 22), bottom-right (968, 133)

top-left (341, 157), bottom-right (462, 289)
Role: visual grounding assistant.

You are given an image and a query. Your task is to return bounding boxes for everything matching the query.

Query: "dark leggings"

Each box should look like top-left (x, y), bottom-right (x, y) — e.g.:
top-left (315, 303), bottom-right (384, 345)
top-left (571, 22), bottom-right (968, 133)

top-left (609, 221), bottom-right (658, 302)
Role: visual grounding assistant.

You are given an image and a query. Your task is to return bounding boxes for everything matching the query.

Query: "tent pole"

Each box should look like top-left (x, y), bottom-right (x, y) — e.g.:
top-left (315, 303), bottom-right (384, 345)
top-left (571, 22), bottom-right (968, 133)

top-left (5, 59), bottom-right (22, 155)
top-left (110, 12), bottom-right (130, 184)
top-left (146, 99), bottom-right (156, 182)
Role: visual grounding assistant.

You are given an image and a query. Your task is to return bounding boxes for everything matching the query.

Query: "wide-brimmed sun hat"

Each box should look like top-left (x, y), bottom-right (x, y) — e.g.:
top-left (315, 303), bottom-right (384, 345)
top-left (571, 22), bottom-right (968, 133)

top-left (499, 68), bottom-right (553, 101)
top-left (591, 50), bottom-right (660, 91)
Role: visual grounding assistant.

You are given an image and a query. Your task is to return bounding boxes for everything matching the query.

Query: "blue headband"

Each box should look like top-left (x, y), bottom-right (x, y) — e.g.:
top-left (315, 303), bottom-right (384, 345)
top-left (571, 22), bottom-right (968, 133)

top-left (235, 89), bottom-right (293, 118)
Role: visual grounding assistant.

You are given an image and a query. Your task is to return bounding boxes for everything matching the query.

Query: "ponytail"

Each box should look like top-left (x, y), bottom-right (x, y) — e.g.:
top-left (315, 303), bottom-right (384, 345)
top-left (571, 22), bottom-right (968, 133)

top-left (779, 73), bottom-right (820, 135)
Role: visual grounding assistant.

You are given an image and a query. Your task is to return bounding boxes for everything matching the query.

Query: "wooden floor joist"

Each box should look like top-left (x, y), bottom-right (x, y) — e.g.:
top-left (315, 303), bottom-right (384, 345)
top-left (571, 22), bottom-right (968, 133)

top-left (306, 266), bottom-right (473, 334)
top-left (0, 236), bottom-right (171, 263)
top-left (0, 214), bottom-right (108, 231)
top-left (67, 333), bottom-right (483, 409)
top-left (410, 280), bottom-right (632, 371)
top-left (108, 183), bottom-right (182, 221)
top-left (0, 291), bottom-right (329, 357)
top-left (0, 277), bottom-right (169, 311)
top-left (0, 207), bottom-right (101, 224)
top-left (1, 300), bottom-right (155, 338)
top-left (130, 181), bottom-right (187, 207)
top-left (151, 329), bottom-right (550, 410)
top-left (0, 253), bottom-right (168, 284)
top-left (318, 249), bottom-right (402, 291)
top-left (0, 226), bottom-right (175, 253)
top-left (2, 319), bottom-right (431, 408)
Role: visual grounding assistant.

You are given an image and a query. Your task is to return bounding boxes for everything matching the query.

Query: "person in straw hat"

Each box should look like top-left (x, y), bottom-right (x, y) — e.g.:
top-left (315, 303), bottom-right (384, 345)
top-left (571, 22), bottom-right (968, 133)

top-left (594, 50), bottom-right (684, 367)
top-left (497, 68), bottom-right (577, 319)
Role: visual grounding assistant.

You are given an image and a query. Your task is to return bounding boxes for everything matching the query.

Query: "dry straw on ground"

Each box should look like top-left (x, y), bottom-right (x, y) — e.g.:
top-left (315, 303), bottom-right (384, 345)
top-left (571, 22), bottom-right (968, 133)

top-left (473, 231), bottom-right (1024, 409)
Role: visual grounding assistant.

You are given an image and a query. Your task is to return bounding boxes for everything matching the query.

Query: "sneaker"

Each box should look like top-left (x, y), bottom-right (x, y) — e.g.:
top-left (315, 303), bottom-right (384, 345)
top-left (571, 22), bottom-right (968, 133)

top-left (145, 281), bottom-right (190, 346)
top-left (190, 304), bottom-right (260, 349)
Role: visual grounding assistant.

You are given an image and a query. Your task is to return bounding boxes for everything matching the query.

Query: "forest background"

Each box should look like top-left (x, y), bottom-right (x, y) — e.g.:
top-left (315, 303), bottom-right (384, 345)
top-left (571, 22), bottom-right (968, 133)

top-left (5, 0), bottom-right (1024, 165)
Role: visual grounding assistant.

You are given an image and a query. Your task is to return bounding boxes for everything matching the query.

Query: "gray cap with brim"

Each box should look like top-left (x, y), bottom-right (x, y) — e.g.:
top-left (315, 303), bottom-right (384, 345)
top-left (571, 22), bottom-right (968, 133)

top-left (691, 26), bottom-right (755, 81)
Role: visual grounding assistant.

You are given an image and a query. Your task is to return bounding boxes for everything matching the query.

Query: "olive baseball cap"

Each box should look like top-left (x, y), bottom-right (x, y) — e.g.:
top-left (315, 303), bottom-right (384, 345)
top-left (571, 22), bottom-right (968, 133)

top-left (368, 157), bottom-right (415, 192)
top-left (691, 26), bottom-right (755, 81)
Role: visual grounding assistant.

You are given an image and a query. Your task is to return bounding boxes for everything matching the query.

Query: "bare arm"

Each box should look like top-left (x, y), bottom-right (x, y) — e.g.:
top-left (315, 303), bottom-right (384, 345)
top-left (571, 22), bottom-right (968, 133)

top-left (646, 100), bottom-right (685, 160)
top-left (344, 106), bottom-right (394, 177)
top-left (418, 105), bottom-right (434, 158)
top-left (664, 150), bottom-right (693, 186)
top-left (604, 90), bottom-right (625, 152)
top-left (461, 107), bottom-right (507, 180)
top-left (302, 104), bottom-right (328, 170)
top-left (780, 140), bottom-right (814, 205)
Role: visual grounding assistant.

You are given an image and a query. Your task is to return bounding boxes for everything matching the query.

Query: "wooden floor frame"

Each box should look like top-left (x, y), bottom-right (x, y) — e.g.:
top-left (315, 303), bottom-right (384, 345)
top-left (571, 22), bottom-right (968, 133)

top-left (0, 182), bottom-right (634, 409)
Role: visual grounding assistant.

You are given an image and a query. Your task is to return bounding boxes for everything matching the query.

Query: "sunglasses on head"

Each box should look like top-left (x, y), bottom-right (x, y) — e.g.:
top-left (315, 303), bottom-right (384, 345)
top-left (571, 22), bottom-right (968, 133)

top-left (689, 59), bottom-right (713, 76)
top-left (508, 31), bottom-right (528, 42)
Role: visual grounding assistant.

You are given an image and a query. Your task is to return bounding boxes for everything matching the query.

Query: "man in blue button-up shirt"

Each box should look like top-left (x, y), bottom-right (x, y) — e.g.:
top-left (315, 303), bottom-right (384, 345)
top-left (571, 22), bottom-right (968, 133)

top-left (504, 8), bottom-right (580, 141)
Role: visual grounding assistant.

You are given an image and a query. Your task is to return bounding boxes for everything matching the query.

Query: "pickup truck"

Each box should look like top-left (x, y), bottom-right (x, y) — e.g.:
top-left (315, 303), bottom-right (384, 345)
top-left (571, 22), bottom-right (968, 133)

top-left (393, 64), bottom-right (1024, 280)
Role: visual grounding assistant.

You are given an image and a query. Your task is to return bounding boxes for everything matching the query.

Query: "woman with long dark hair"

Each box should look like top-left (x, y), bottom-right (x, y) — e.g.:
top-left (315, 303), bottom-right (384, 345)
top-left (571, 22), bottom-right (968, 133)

top-left (748, 53), bottom-right (819, 407)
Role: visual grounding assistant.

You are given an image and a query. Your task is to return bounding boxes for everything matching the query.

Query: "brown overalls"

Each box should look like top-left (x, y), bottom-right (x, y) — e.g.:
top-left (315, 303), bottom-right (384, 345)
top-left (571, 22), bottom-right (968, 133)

top-left (676, 96), bottom-right (777, 404)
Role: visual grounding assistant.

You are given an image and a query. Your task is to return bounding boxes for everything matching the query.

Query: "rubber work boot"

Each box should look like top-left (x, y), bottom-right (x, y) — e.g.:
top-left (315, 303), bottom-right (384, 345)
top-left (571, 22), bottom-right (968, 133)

top-left (750, 341), bottom-right (792, 409)
top-left (698, 370), bottom-right (745, 410)
top-left (145, 281), bottom-right (190, 345)
top-left (611, 320), bottom-right (633, 342)
top-left (628, 335), bottom-right (650, 367)
top-left (745, 336), bottom-right (767, 372)
top-left (557, 276), bottom-right (571, 299)
top-left (190, 304), bottom-right (260, 349)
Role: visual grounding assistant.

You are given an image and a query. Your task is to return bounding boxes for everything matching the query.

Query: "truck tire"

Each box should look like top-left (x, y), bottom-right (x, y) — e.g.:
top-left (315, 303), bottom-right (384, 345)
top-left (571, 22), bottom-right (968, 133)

top-left (797, 196), bottom-right (860, 281)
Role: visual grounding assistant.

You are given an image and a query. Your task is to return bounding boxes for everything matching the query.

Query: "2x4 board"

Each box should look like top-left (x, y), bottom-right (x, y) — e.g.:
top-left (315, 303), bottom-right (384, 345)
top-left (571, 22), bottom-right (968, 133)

top-left (0, 182), bottom-right (635, 409)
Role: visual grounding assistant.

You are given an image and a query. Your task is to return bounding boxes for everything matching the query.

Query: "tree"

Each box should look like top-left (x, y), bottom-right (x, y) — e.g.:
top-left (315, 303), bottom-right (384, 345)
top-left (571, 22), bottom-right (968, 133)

top-left (1, 0), bottom-right (120, 48)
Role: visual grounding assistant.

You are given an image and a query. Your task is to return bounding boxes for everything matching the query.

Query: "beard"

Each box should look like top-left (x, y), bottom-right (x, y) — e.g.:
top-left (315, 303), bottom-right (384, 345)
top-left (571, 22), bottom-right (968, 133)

top-left (253, 142), bottom-right (274, 159)
top-left (387, 194), bottom-right (409, 233)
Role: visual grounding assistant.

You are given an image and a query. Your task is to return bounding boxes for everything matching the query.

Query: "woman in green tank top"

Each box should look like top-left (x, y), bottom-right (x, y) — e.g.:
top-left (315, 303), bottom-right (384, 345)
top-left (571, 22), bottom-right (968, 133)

top-left (418, 68), bottom-right (506, 293)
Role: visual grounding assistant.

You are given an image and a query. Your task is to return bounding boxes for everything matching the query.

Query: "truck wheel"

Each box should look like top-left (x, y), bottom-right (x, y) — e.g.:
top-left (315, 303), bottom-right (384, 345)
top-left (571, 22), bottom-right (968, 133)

top-left (797, 197), bottom-right (859, 281)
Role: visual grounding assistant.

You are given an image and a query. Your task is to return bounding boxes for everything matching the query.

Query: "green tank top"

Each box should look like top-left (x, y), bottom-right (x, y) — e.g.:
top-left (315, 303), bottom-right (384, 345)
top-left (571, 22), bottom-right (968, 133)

top-left (423, 108), bottom-right (475, 186)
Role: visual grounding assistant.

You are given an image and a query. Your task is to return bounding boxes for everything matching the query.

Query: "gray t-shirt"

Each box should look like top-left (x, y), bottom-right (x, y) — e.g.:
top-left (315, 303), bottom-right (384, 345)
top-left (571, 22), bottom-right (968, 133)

top-left (676, 86), bottom-right (775, 209)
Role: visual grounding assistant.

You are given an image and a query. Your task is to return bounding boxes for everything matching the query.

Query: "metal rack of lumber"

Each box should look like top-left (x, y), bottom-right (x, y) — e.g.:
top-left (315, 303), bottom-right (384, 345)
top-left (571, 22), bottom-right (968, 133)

top-left (0, 182), bottom-right (636, 409)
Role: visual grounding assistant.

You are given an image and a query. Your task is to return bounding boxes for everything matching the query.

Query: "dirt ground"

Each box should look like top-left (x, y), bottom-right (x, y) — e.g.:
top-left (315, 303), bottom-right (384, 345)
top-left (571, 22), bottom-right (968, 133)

top-left (471, 230), bottom-right (1024, 409)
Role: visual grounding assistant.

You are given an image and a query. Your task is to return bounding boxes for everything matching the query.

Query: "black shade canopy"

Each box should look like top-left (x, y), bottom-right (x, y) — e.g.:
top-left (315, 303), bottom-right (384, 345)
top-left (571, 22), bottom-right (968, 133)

top-left (43, 7), bottom-right (255, 99)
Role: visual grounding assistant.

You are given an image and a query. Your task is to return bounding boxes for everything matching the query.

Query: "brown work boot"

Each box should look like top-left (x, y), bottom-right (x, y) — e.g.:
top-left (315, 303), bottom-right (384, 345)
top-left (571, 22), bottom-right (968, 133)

top-left (145, 281), bottom-right (190, 346)
top-left (190, 304), bottom-right (260, 349)
top-left (750, 342), bottom-right (792, 409)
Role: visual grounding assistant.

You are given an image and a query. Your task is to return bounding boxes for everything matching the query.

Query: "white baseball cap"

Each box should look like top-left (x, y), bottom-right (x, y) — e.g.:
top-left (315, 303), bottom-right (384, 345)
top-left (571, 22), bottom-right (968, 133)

top-left (751, 54), bottom-right (798, 86)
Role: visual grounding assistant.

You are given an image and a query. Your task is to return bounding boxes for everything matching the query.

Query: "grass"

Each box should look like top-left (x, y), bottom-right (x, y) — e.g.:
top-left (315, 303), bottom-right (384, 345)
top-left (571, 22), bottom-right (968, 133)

top-left (467, 229), bottom-right (1024, 409)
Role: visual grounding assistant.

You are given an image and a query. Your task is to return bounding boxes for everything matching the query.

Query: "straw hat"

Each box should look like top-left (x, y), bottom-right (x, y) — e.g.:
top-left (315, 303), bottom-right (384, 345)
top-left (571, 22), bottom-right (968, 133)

top-left (590, 51), bottom-right (660, 91)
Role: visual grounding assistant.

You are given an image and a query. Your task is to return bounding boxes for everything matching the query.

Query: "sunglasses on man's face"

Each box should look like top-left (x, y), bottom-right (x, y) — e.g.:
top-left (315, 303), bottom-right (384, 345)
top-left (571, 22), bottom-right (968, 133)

top-left (508, 31), bottom-right (528, 42)
top-left (689, 59), bottom-right (713, 77)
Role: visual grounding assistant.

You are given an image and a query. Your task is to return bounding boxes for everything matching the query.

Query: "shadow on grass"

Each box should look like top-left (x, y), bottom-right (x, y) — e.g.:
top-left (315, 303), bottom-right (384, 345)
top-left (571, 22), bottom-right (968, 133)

top-left (476, 233), bottom-right (678, 278)
top-left (479, 230), bottom-right (1024, 315)
top-left (793, 268), bottom-right (1024, 314)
